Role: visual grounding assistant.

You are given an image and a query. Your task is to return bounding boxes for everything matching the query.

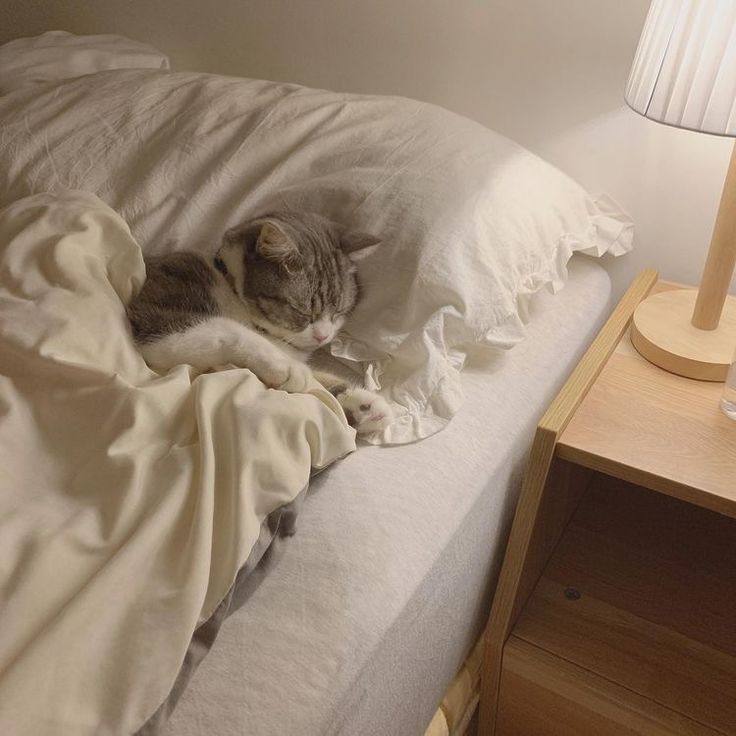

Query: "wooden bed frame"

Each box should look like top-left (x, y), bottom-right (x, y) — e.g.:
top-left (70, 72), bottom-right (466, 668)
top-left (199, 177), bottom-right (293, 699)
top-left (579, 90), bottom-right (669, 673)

top-left (422, 269), bottom-right (659, 736)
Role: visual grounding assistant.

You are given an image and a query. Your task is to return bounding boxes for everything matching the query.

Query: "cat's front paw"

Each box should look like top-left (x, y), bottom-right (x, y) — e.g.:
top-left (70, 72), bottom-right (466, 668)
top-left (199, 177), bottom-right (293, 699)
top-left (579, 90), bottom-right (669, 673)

top-left (276, 361), bottom-right (313, 394)
top-left (260, 359), bottom-right (313, 394)
top-left (338, 388), bottom-right (393, 436)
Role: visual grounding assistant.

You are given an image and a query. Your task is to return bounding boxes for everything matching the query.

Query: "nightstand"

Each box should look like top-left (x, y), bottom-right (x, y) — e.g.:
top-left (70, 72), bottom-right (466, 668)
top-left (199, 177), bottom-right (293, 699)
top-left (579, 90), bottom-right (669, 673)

top-left (477, 271), bottom-right (736, 736)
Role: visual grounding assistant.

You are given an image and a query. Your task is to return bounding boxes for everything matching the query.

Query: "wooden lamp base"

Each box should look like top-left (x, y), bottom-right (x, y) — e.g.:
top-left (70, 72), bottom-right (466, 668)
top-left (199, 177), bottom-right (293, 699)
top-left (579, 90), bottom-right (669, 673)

top-left (631, 289), bottom-right (736, 381)
top-left (631, 140), bottom-right (736, 382)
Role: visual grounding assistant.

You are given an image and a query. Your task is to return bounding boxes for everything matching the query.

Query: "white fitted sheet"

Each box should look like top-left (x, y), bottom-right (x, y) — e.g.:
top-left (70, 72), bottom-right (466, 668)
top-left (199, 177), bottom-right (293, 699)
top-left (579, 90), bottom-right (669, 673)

top-left (163, 256), bottom-right (613, 736)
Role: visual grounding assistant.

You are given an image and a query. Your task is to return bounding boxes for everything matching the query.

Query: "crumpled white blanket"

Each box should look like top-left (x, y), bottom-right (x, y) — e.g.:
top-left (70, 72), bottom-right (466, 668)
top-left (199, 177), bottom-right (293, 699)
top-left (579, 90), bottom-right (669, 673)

top-left (0, 190), bottom-right (355, 736)
top-left (0, 30), bottom-right (169, 94)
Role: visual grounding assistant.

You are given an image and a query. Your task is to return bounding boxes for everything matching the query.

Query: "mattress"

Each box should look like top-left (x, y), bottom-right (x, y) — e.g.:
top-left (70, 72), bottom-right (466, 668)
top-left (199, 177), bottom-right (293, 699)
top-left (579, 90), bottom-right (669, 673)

top-left (162, 255), bottom-right (613, 736)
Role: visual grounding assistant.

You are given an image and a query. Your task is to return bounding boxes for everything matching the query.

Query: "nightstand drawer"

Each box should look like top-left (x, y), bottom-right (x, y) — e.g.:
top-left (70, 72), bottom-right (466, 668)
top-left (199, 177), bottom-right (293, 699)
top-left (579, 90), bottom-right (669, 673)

top-left (498, 472), bottom-right (736, 735)
top-left (479, 273), bottom-right (736, 736)
top-left (497, 637), bottom-right (720, 736)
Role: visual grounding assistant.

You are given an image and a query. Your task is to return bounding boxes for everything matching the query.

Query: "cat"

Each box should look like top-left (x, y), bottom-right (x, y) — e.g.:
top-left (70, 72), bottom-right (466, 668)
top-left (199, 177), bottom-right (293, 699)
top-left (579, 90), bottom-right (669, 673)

top-left (127, 211), bottom-right (393, 436)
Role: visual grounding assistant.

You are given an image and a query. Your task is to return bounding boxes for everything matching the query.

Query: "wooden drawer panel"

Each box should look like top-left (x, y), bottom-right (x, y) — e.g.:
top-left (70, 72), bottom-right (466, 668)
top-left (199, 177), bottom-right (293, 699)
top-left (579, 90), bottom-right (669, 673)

top-left (506, 474), bottom-right (736, 734)
top-left (497, 638), bottom-right (720, 736)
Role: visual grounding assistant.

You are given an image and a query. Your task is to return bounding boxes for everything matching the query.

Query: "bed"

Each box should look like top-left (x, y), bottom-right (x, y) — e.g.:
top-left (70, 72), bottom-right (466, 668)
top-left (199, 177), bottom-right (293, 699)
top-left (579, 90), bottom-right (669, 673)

top-left (0, 32), bottom-right (631, 736)
top-left (162, 256), bottom-right (612, 736)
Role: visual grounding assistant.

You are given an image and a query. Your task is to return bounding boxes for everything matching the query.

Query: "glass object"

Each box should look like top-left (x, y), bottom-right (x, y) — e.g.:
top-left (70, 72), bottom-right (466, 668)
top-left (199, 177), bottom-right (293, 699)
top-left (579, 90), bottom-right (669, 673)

top-left (721, 344), bottom-right (736, 420)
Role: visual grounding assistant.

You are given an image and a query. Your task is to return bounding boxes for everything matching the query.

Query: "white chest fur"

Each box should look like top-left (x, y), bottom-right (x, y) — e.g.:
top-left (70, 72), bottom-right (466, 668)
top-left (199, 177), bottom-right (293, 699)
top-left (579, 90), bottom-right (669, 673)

top-left (212, 276), bottom-right (308, 364)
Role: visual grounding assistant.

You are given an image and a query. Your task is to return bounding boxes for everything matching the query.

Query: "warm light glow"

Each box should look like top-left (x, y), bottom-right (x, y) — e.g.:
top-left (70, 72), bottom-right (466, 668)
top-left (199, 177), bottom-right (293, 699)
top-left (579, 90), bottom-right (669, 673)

top-left (625, 0), bottom-right (736, 137)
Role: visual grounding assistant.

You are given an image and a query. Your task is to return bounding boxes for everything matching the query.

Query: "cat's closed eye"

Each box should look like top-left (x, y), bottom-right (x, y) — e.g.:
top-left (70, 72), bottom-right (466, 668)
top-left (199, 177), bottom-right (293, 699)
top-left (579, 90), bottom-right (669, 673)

top-left (292, 308), bottom-right (313, 321)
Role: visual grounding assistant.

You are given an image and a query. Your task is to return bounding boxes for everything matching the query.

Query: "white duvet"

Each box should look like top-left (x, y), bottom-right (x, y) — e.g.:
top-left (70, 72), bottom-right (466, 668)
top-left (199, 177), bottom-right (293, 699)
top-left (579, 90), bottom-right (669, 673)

top-left (0, 191), bottom-right (355, 735)
top-left (0, 68), bottom-right (632, 443)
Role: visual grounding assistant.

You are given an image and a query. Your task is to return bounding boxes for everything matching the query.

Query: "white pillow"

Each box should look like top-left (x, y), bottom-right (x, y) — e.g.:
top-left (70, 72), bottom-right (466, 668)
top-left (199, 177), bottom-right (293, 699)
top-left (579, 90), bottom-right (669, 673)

top-left (0, 69), bottom-right (632, 443)
top-left (0, 31), bottom-right (170, 94)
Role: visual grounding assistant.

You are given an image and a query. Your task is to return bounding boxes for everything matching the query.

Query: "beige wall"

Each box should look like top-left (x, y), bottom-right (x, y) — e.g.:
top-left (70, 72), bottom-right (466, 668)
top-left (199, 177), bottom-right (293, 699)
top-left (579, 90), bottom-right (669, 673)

top-left (5, 0), bottom-right (735, 298)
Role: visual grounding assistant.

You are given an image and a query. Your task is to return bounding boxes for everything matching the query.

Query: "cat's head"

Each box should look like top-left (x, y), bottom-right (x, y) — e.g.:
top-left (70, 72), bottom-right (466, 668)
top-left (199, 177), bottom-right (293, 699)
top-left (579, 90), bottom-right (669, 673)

top-left (215, 211), bottom-right (379, 351)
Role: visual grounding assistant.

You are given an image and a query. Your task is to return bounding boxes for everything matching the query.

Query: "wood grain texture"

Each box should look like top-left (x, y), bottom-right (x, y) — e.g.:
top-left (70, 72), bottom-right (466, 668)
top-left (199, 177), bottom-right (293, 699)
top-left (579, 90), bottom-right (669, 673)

top-left (631, 288), bottom-right (736, 381)
top-left (516, 579), bottom-right (736, 734)
top-left (496, 638), bottom-right (721, 736)
top-left (537, 267), bottom-right (659, 436)
top-left (440, 634), bottom-right (485, 734)
top-left (507, 461), bottom-right (590, 635)
top-left (513, 476), bottom-right (736, 734)
top-left (476, 424), bottom-right (559, 736)
top-left (546, 478), bottom-right (736, 658)
top-left (477, 269), bottom-right (658, 736)
top-left (425, 709), bottom-right (451, 736)
top-left (558, 337), bottom-right (736, 518)
top-left (693, 140), bottom-right (736, 330)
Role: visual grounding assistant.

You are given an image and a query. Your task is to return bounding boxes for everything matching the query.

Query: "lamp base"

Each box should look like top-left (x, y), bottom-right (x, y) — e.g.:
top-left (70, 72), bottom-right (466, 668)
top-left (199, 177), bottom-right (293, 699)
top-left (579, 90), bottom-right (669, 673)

top-left (630, 289), bottom-right (736, 382)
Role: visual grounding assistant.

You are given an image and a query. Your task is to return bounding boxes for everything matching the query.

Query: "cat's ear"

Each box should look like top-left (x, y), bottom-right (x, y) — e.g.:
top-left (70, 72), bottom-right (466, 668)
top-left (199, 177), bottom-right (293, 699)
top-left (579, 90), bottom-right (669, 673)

top-left (256, 221), bottom-right (302, 275)
top-left (341, 231), bottom-right (381, 257)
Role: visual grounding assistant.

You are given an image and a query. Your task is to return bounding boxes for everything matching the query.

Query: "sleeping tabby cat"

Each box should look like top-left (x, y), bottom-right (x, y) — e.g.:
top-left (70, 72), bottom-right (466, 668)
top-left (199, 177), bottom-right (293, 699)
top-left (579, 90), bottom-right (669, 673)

top-left (127, 211), bottom-right (392, 435)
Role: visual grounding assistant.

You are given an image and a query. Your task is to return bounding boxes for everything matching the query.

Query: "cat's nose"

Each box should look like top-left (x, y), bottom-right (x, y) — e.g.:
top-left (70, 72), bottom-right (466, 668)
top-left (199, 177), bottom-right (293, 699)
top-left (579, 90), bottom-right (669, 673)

top-left (313, 329), bottom-right (329, 343)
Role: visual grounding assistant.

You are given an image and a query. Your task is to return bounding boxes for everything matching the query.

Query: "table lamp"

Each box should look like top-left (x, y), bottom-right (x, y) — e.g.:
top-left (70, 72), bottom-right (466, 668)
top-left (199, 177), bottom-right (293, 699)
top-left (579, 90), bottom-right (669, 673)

top-left (625, 0), bottom-right (736, 381)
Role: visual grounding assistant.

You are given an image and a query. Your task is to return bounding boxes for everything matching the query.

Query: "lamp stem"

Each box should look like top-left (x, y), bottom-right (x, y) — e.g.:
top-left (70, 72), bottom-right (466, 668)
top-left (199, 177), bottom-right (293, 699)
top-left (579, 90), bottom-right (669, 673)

top-left (691, 140), bottom-right (736, 330)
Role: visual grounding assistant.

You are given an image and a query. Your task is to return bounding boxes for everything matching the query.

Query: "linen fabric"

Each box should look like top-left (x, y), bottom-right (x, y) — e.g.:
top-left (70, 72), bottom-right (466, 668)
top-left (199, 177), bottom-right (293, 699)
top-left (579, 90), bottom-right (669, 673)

top-left (0, 66), bottom-right (632, 442)
top-left (163, 257), bottom-right (613, 736)
top-left (0, 31), bottom-right (170, 94)
top-left (0, 191), bottom-right (355, 736)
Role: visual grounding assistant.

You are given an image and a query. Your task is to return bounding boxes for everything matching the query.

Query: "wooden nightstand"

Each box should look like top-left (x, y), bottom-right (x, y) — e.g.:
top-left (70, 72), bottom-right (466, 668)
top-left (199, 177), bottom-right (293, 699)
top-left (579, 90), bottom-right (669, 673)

top-left (477, 271), bottom-right (736, 736)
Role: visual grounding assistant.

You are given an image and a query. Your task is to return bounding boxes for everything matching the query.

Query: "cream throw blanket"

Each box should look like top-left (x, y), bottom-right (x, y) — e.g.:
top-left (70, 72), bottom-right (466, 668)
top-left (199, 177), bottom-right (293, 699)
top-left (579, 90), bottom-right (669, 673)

top-left (0, 191), bottom-right (356, 735)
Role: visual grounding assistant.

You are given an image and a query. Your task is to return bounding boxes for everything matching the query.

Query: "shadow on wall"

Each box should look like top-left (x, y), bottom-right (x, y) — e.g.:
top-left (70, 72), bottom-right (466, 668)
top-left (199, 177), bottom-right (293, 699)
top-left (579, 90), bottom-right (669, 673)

top-left (2, 0), bottom-right (649, 145)
top-left (538, 107), bottom-right (736, 300)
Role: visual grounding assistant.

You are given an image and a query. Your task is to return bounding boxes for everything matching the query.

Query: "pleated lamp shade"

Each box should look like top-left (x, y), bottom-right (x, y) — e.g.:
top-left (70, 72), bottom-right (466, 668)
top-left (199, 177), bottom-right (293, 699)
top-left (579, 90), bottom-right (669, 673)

top-left (625, 0), bottom-right (736, 137)
top-left (624, 0), bottom-right (736, 383)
